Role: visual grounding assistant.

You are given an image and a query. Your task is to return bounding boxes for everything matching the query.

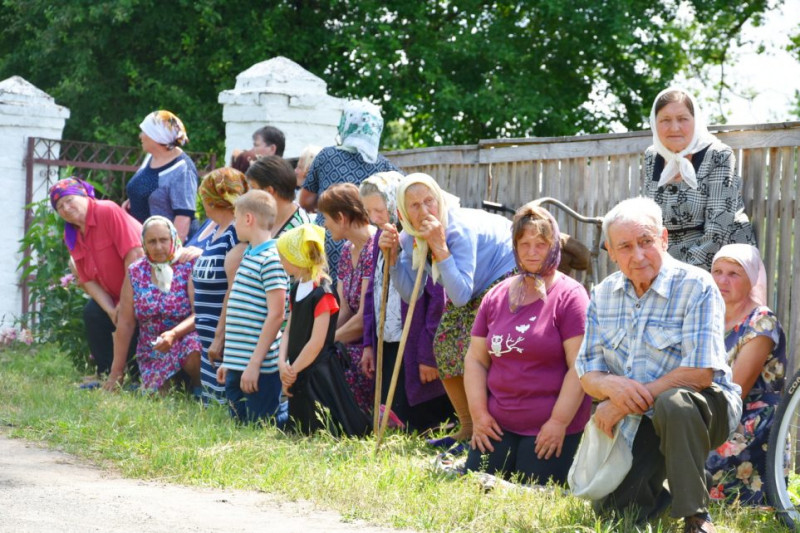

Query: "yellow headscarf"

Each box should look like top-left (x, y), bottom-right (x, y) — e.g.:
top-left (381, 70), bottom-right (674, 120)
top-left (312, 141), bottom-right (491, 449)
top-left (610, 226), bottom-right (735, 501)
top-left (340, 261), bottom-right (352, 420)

top-left (396, 173), bottom-right (451, 283)
top-left (276, 224), bottom-right (328, 283)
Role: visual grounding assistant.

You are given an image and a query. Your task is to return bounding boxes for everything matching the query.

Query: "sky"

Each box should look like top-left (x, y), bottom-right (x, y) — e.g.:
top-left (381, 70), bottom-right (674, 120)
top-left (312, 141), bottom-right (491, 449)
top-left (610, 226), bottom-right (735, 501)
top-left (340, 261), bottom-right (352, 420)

top-left (685, 1), bottom-right (800, 125)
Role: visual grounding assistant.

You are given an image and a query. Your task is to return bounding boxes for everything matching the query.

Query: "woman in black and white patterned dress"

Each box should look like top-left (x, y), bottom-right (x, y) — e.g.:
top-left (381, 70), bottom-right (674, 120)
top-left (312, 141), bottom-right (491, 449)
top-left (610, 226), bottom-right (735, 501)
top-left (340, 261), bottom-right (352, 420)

top-left (643, 87), bottom-right (756, 270)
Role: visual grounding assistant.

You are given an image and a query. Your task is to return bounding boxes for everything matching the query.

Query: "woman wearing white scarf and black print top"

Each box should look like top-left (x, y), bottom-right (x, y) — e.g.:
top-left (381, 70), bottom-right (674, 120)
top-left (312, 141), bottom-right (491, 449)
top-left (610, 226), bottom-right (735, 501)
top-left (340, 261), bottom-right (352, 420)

top-left (643, 87), bottom-right (756, 271)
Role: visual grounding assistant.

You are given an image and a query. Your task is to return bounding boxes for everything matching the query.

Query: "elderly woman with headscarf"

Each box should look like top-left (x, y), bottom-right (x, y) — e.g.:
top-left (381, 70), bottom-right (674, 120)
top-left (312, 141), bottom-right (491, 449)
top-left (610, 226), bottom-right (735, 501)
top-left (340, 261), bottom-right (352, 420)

top-left (125, 110), bottom-right (200, 242)
top-left (104, 216), bottom-right (202, 393)
top-left (463, 202), bottom-right (590, 484)
top-left (299, 100), bottom-right (401, 282)
top-left (359, 172), bottom-right (452, 431)
top-left (379, 173), bottom-right (517, 443)
top-left (705, 244), bottom-right (786, 505)
top-left (643, 87), bottom-right (756, 270)
top-left (49, 177), bottom-right (144, 380)
top-left (191, 168), bottom-right (249, 404)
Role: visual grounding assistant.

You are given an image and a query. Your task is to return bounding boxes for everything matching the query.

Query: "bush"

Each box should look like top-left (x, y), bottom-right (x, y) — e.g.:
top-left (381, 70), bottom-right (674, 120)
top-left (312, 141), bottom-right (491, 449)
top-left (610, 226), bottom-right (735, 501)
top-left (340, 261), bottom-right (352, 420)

top-left (17, 198), bottom-right (90, 371)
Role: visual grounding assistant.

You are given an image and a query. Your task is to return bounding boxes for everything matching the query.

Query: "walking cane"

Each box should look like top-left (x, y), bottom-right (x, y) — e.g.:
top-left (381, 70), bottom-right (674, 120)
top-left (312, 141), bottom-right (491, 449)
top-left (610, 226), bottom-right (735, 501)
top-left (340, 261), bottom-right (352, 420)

top-left (375, 260), bottom-right (425, 451)
top-left (372, 258), bottom-right (391, 434)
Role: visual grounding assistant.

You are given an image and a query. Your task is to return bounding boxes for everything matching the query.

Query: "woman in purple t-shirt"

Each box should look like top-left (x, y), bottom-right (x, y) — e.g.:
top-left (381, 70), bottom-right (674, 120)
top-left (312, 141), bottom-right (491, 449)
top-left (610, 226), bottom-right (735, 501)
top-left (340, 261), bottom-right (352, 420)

top-left (464, 202), bottom-right (591, 484)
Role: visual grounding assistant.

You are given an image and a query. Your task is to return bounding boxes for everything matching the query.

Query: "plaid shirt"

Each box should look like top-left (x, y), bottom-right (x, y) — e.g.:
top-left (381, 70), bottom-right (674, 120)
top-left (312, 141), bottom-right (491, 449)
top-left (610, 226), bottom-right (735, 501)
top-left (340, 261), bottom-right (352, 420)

top-left (576, 256), bottom-right (742, 446)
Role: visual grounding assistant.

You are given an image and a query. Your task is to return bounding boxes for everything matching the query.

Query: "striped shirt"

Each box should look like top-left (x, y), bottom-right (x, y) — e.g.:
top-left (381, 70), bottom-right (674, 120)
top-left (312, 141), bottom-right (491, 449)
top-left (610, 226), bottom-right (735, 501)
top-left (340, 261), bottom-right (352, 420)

top-left (575, 256), bottom-right (741, 447)
top-left (222, 240), bottom-right (288, 373)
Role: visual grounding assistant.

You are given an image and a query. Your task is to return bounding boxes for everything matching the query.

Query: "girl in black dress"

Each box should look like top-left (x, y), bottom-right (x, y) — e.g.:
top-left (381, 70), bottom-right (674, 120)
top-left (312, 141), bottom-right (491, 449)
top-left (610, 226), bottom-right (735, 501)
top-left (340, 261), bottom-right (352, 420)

top-left (276, 224), bottom-right (371, 437)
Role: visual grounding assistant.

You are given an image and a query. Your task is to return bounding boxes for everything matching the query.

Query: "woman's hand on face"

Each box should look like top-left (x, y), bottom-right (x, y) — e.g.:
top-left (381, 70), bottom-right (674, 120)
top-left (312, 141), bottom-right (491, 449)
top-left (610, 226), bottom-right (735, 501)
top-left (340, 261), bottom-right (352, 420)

top-left (360, 346), bottom-right (375, 378)
top-left (378, 224), bottom-right (400, 266)
top-left (535, 418), bottom-right (567, 459)
top-left (153, 330), bottom-right (176, 353)
top-left (470, 410), bottom-right (503, 453)
top-left (418, 215), bottom-right (448, 259)
top-left (177, 246), bottom-right (203, 263)
top-left (418, 364), bottom-right (439, 384)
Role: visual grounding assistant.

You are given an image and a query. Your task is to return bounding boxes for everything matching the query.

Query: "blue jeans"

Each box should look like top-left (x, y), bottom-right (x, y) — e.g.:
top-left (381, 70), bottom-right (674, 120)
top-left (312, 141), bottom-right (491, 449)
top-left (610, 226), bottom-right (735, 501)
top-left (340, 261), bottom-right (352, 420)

top-left (224, 370), bottom-right (287, 426)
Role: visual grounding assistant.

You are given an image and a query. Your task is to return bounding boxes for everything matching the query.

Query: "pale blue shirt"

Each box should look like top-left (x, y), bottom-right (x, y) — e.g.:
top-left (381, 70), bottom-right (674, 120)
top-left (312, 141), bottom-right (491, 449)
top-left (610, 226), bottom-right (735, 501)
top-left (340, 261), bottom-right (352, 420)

top-left (391, 207), bottom-right (516, 306)
top-left (575, 255), bottom-right (742, 447)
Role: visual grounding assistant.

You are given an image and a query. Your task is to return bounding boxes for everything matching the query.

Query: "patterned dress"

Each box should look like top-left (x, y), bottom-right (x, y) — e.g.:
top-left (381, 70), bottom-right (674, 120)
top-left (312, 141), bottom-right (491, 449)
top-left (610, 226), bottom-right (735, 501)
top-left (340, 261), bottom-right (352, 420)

top-left (706, 306), bottom-right (786, 505)
top-left (129, 258), bottom-right (202, 391)
top-left (303, 147), bottom-right (400, 282)
top-left (643, 143), bottom-right (756, 270)
top-left (337, 235), bottom-right (376, 413)
top-left (191, 223), bottom-right (239, 404)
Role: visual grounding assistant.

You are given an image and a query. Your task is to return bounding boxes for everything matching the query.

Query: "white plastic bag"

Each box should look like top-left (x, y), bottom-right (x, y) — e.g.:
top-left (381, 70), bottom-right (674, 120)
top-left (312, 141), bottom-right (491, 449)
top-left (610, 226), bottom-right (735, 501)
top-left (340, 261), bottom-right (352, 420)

top-left (568, 415), bottom-right (633, 500)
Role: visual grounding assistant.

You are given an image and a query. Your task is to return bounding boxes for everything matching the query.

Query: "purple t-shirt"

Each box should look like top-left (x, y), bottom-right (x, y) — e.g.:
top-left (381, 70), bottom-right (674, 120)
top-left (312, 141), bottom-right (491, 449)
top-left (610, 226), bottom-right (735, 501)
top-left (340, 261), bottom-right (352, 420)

top-left (471, 274), bottom-right (591, 436)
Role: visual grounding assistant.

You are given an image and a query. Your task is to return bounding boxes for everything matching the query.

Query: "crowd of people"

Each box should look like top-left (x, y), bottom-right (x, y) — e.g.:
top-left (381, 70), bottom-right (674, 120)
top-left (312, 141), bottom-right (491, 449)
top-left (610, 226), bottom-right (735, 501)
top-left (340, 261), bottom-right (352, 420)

top-left (48, 88), bottom-right (784, 533)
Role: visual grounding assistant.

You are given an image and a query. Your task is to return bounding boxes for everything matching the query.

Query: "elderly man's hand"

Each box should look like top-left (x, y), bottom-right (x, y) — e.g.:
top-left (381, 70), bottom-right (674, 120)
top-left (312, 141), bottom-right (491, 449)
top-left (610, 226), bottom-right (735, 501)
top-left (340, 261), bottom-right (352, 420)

top-left (604, 374), bottom-right (654, 415)
top-left (593, 400), bottom-right (627, 438)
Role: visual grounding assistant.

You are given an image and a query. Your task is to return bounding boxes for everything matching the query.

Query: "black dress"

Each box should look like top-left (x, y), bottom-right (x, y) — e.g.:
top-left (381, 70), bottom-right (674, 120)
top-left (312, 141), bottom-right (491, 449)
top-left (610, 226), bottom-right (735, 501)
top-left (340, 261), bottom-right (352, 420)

top-left (286, 281), bottom-right (372, 437)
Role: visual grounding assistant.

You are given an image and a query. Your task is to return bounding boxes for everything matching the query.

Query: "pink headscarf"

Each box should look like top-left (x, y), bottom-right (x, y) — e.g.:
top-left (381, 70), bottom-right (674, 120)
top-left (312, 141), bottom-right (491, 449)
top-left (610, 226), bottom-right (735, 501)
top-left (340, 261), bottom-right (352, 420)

top-left (712, 244), bottom-right (767, 306)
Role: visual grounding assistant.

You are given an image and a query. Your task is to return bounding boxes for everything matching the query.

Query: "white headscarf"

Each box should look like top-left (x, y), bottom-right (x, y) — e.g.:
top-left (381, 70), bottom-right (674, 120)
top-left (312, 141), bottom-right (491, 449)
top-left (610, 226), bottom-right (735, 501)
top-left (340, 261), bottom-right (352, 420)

top-left (395, 173), bottom-right (460, 283)
top-left (650, 87), bottom-right (717, 189)
top-left (139, 110), bottom-right (189, 148)
top-left (335, 100), bottom-right (384, 164)
top-left (142, 216), bottom-right (183, 293)
top-left (712, 244), bottom-right (768, 306)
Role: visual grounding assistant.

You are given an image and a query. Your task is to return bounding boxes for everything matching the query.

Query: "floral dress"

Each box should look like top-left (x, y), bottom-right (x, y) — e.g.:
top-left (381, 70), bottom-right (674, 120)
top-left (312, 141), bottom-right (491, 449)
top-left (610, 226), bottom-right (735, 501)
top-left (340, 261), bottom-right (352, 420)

top-left (130, 258), bottom-right (202, 391)
top-left (337, 235), bottom-right (376, 413)
top-left (706, 306), bottom-right (786, 504)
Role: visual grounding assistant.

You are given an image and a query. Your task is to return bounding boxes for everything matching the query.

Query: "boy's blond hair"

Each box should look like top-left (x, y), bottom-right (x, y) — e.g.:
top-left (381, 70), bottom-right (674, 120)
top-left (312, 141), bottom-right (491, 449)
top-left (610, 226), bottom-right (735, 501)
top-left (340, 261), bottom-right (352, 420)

top-left (234, 189), bottom-right (277, 230)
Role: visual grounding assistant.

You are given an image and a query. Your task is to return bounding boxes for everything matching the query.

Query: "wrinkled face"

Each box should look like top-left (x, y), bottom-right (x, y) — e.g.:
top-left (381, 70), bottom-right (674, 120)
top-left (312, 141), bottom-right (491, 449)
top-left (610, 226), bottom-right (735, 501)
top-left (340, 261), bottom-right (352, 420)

top-left (403, 184), bottom-right (438, 230)
top-left (55, 194), bottom-right (89, 227)
top-left (252, 135), bottom-right (276, 156)
top-left (712, 258), bottom-right (752, 306)
top-left (515, 228), bottom-right (551, 274)
top-left (143, 222), bottom-right (173, 263)
top-left (361, 193), bottom-right (390, 227)
top-left (606, 221), bottom-right (668, 294)
top-left (656, 101), bottom-right (695, 153)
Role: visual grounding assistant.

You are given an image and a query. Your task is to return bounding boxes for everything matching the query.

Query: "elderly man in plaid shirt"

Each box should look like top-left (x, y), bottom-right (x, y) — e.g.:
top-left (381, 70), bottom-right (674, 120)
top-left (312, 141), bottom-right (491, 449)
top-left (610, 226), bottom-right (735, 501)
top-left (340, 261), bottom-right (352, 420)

top-left (575, 197), bottom-right (742, 533)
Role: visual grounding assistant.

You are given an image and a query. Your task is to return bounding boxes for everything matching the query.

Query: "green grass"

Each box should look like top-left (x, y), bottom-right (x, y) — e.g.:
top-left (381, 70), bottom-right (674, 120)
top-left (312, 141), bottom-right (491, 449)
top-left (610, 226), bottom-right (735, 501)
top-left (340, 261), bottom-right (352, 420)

top-left (0, 344), bottom-right (790, 532)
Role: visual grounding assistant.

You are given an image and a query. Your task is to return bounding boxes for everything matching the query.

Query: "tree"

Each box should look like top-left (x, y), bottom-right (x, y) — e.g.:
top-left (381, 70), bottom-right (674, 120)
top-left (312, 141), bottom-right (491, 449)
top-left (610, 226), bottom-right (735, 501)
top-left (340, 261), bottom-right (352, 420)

top-left (0, 0), bottom-right (778, 152)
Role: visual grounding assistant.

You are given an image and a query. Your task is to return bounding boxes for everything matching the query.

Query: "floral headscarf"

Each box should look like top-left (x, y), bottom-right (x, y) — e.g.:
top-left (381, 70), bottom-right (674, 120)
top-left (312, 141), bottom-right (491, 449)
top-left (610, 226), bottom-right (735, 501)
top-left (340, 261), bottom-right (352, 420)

top-left (359, 171), bottom-right (405, 225)
top-left (139, 110), bottom-right (189, 149)
top-left (335, 100), bottom-right (384, 164)
top-left (650, 87), bottom-right (717, 189)
top-left (199, 167), bottom-right (248, 209)
top-left (141, 216), bottom-right (182, 293)
top-left (49, 177), bottom-right (96, 251)
top-left (277, 224), bottom-right (328, 283)
top-left (508, 206), bottom-right (561, 312)
top-left (712, 244), bottom-right (768, 307)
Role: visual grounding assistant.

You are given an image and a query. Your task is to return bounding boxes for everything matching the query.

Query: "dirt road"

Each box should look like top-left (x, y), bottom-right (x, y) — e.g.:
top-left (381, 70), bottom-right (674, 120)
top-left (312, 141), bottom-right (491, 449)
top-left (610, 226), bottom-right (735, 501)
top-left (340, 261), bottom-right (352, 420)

top-left (0, 432), bottom-right (413, 533)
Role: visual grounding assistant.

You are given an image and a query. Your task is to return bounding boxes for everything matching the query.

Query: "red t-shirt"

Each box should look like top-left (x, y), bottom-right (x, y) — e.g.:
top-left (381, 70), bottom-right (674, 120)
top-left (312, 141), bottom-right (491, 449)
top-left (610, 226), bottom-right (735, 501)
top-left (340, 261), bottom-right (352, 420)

top-left (70, 199), bottom-right (143, 304)
top-left (471, 274), bottom-right (591, 436)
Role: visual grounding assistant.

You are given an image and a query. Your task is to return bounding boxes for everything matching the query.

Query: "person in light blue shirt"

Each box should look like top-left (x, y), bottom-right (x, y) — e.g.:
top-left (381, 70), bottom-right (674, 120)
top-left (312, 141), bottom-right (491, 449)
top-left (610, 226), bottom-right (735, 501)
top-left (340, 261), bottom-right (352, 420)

top-left (574, 196), bottom-right (741, 533)
top-left (379, 173), bottom-right (516, 443)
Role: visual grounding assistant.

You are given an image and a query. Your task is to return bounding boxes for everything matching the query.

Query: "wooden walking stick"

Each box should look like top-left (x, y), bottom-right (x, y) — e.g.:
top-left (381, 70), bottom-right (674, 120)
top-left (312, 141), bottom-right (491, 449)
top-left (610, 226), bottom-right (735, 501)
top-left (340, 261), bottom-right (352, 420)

top-left (372, 258), bottom-right (391, 434)
top-left (375, 260), bottom-right (425, 450)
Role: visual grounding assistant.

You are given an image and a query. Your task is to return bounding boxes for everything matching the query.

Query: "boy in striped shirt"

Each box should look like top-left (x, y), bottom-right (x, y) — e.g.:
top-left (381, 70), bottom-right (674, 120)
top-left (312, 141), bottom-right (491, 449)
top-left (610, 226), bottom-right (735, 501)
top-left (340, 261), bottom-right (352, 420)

top-left (217, 190), bottom-right (288, 424)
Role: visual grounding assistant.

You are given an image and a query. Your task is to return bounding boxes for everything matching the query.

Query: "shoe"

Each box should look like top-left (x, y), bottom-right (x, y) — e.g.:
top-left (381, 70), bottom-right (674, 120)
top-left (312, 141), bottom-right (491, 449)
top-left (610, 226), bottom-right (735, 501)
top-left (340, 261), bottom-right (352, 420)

top-left (427, 435), bottom-right (459, 449)
top-left (684, 513), bottom-right (716, 533)
top-left (378, 404), bottom-right (405, 430)
top-left (78, 381), bottom-right (100, 390)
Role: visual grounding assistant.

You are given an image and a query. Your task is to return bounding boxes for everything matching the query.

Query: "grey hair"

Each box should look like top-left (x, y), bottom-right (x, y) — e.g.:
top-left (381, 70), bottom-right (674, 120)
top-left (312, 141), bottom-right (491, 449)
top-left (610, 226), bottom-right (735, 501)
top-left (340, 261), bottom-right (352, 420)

top-left (602, 197), bottom-right (664, 244)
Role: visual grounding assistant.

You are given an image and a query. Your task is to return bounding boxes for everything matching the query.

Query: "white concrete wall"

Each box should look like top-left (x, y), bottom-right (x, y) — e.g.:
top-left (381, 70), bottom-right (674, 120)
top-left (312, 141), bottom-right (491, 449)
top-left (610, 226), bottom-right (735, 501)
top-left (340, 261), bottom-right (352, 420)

top-left (0, 76), bottom-right (69, 323)
top-left (219, 56), bottom-right (345, 163)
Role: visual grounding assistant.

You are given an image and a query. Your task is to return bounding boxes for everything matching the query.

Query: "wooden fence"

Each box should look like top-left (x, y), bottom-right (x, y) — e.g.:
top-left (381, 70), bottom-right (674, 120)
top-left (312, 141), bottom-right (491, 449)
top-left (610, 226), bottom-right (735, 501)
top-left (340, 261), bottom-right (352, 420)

top-left (385, 121), bottom-right (800, 372)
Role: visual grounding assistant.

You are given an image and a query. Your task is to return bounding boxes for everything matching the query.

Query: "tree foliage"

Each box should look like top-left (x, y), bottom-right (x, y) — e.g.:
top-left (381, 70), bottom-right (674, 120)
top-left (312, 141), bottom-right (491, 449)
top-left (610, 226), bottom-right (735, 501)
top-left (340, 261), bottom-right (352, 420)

top-left (0, 0), bottom-right (778, 151)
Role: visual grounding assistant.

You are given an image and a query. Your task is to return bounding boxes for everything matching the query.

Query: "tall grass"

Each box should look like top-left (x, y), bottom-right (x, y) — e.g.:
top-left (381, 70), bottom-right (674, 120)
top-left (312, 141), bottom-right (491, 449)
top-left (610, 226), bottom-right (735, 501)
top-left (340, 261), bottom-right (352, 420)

top-left (0, 345), bottom-right (787, 532)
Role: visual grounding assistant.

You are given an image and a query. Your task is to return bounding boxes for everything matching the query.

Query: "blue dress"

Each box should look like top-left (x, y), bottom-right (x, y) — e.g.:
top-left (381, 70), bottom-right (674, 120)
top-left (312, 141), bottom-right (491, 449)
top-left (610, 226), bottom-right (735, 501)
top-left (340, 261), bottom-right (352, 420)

top-left (303, 147), bottom-right (400, 282)
top-left (191, 223), bottom-right (239, 404)
top-left (705, 306), bottom-right (786, 504)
